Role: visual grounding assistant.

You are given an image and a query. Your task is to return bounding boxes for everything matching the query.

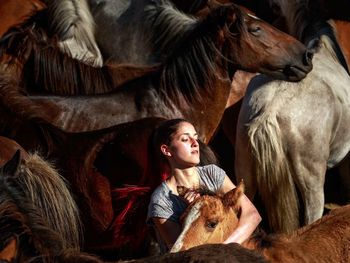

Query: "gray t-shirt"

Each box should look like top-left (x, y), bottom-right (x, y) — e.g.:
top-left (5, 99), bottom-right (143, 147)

top-left (146, 164), bottom-right (226, 252)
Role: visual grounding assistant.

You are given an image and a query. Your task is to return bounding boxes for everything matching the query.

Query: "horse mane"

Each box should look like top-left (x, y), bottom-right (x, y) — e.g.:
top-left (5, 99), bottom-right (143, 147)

top-left (1, 2), bottom-right (242, 106)
top-left (174, 0), bottom-right (209, 14)
top-left (0, 11), bottom-right (127, 95)
top-left (145, 1), bottom-right (242, 106)
top-left (46, 0), bottom-right (103, 67)
top-left (278, 0), bottom-right (349, 73)
top-left (0, 152), bottom-right (82, 262)
top-left (20, 153), bottom-right (82, 249)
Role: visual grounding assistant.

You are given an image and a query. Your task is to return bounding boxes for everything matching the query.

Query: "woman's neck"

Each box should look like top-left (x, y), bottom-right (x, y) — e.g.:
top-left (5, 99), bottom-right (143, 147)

top-left (166, 167), bottom-right (199, 193)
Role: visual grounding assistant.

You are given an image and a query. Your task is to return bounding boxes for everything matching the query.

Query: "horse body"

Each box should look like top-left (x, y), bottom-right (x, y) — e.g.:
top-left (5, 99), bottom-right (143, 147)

top-left (0, 0), bottom-right (45, 37)
top-left (253, 206), bottom-right (350, 263)
top-left (171, 182), bottom-right (350, 263)
top-left (333, 20), bottom-right (350, 67)
top-left (235, 36), bottom-right (350, 233)
top-left (87, 0), bottom-right (157, 65)
top-left (29, 81), bottom-right (183, 132)
top-left (233, 0), bottom-right (350, 234)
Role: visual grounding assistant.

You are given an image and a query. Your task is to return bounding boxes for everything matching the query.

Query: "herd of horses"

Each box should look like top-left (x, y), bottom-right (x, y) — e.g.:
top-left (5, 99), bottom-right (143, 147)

top-left (0, 0), bottom-right (349, 262)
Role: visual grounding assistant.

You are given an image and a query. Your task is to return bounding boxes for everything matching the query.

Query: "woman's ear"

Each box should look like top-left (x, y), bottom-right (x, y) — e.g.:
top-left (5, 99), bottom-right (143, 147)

top-left (160, 144), bottom-right (172, 157)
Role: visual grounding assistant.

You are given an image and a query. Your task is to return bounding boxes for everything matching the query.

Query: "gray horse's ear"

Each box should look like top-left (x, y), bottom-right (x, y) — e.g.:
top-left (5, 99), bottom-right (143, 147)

top-left (1, 150), bottom-right (21, 176)
top-left (222, 181), bottom-right (245, 213)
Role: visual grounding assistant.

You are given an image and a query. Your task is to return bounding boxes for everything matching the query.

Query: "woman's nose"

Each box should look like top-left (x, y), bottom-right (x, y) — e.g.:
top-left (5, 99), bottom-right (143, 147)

top-left (191, 137), bottom-right (199, 147)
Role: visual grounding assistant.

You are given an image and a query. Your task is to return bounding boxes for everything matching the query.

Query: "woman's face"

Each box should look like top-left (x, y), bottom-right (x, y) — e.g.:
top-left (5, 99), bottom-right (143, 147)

top-left (164, 122), bottom-right (200, 168)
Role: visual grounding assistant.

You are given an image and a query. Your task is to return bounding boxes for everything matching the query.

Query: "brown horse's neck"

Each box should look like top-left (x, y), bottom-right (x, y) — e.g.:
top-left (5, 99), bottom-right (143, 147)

top-left (184, 68), bottom-right (232, 143)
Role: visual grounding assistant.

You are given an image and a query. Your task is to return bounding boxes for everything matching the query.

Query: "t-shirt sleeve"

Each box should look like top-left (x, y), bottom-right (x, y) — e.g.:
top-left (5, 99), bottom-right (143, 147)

top-left (147, 188), bottom-right (177, 225)
top-left (199, 164), bottom-right (226, 192)
top-left (148, 200), bottom-right (173, 220)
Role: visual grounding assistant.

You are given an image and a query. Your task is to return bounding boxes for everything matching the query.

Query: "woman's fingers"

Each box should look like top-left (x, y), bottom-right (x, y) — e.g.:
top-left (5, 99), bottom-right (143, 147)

top-left (183, 190), bottom-right (200, 204)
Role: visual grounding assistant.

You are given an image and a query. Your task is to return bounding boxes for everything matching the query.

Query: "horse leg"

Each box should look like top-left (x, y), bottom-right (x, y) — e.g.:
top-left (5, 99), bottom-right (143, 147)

top-left (290, 156), bottom-right (327, 226)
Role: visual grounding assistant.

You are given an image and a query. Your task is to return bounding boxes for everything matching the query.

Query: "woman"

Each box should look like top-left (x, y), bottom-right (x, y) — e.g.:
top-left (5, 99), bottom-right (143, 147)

top-left (147, 118), bottom-right (261, 253)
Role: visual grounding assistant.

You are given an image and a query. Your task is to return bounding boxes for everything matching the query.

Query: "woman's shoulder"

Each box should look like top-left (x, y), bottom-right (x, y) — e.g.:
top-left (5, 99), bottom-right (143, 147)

top-left (147, 181), bottom-right (187, 224)
top-left (150, 181), bottom-right (169, 200)
top-left (197, 164), bottom-right (223, 173)
top-left (197, 164), bottom-right (226, 192)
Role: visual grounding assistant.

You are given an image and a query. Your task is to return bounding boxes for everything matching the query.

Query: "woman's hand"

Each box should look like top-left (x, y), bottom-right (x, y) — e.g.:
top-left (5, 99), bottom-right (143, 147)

top-left (181, 189), bottom-right (200, 204)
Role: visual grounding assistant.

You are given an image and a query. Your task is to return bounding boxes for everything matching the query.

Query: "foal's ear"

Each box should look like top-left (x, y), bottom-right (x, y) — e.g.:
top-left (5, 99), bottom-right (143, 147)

top-left (222, 181), bottom-right (245, 213)
top-left (1, 150), bottom-right (21, 176)
top-left (0, 237), bottom-right (18, 262)
top-left (177, 186), bottom-right (190, 197)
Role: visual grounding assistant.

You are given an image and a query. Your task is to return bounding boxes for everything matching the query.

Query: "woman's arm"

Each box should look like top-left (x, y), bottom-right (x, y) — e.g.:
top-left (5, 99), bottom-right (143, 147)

top-left (152, 217), bottom-right (182, 250)
top-left (219, 175), bottom-right (262, 244)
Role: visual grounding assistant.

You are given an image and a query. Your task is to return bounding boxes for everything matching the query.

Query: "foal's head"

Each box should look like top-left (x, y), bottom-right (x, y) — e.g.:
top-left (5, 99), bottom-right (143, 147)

top-left (171, 182), bottom-right (245, 252)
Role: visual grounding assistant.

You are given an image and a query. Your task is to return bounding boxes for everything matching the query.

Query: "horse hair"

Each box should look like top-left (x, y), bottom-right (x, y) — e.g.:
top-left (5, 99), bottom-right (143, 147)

top-left (0, 152), bottom-right (82, 262)
top-left (0, 2), bottom-right (243, 108)
top-left (47, 0), bottom-right (103, 67)
top-left (145, 1), bottom-right (243, 106)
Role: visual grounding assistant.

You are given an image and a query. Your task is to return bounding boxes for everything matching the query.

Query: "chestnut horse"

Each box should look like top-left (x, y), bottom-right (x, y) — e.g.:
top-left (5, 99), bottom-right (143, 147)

top-left (0, 138), bottom-right (82, 262)
top-left (171, 182), bottom-right (350, 263)
top-left (0, 2), bottom-right (313, 143)
top-left (234, 1), bottom-right (350, 235)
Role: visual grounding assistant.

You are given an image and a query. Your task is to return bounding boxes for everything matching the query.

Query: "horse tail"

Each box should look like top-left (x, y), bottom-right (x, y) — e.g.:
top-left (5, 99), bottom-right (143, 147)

top-left (248, 111), bottom-right (299, 233)
top-left (19, 152), bottom-right (82, 250)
